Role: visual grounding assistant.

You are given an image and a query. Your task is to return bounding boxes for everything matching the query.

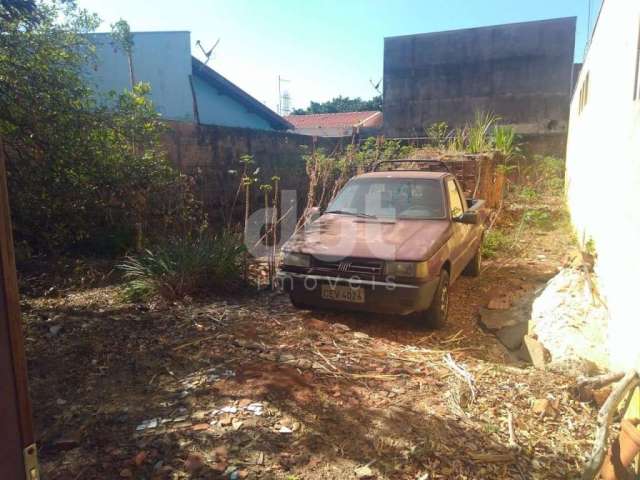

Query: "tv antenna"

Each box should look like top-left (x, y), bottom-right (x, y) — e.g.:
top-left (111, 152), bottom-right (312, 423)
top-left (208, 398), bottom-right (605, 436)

top-left (196, 38), bottom-right (220, 65)
top-left (369, 77), bottom-right (382, 95)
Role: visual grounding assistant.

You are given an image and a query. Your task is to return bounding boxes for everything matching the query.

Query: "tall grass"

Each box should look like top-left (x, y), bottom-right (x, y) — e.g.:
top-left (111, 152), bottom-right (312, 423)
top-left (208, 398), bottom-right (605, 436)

top-left (446, 111), bottom-right (502, 153)
top-left (493, 125), bottom-right (519, 159)
top-left (467, 111), bottom-right (499, 153)
top-left (119, 230), bottom-right (246, 301)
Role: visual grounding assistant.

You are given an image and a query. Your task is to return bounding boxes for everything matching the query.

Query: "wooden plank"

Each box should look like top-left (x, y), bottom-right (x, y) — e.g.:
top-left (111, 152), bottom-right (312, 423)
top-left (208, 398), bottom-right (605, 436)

top-left (0, 141), bottom-right (35, 479)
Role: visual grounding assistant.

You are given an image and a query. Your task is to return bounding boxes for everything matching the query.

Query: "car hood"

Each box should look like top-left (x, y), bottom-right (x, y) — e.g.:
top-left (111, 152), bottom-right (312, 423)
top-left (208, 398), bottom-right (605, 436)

top-left (283, 213), bottom-right (451, 261)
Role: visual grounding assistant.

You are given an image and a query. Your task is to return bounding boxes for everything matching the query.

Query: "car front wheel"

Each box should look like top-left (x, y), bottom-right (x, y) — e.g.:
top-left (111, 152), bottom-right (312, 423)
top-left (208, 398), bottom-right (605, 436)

top-left (463, 244), bottom-right (482, 277)
top-left (424, 269), bottom-right (450, 328)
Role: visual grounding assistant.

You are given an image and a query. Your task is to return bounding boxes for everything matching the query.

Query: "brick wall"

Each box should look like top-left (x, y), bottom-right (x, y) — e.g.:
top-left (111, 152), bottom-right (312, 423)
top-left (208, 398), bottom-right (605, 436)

top-left (162, 121), bottom-right (344, 223)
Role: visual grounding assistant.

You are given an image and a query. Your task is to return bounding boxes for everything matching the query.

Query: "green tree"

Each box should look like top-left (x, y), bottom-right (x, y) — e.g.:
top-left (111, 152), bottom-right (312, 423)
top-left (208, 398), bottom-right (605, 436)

top-left (0, 1), bottom-right (202, 254)
top-left (292, 95), bottom-right (382, 115)
top-left (110, 18), bottom-right (135, 89)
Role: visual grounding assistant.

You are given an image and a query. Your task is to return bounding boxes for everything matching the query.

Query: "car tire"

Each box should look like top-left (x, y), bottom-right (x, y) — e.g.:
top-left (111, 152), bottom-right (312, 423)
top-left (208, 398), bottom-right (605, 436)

top-left (424, 269), bottom-right (450, 329)
top-left (463, 243), bottom-right (482, 277)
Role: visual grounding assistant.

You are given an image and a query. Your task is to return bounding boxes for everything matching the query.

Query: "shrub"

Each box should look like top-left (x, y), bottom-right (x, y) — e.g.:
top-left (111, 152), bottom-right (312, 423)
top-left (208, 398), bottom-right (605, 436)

top-left (514, 185), bottom-right (539, 201)
top-left (520, 155), bottom-right (565, 194)
top-left (523, 209), bottom-right (553, 230)
top-left (1, 5), bottom-right (204, 255)
top-left (119, 230), bottom-right (246, 301)
top-left (482, 229), bottom-right (512, 258)
top-left (425, 121), bottom-right (449, 148)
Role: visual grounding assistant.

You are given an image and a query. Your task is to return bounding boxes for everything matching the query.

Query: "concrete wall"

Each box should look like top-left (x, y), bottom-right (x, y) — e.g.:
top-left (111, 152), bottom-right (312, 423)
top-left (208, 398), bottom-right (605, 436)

top-left (191, 75), bottom-right (273, 130)
top-left (566, 0), bottom-right (640, 370)
top-left (87, 32), bottom-right (194, 122)
top-left (383, 18), bottom-right (577, 143)
top-left (162, 122), bottom-right (342, 221)
top-left (519, 133), bottom-right (568, 159)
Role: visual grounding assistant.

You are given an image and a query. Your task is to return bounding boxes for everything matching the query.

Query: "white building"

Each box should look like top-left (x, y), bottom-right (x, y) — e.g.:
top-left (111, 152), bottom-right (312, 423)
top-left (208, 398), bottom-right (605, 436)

top-left (565, 0), bottom-right (640, 370)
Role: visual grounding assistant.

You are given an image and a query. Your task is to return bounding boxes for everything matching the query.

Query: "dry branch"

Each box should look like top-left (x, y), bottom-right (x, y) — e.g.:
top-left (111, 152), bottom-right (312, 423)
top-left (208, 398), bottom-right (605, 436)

top-left (507, 411), bottom-right (520, 452)
top-left (576, 371), bottom-right (625, 397)
top-left (581, 369), bottom-right (640, 480)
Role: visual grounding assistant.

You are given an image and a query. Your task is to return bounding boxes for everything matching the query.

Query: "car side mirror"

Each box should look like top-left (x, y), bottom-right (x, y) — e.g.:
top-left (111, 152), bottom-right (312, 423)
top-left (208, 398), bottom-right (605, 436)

top-left (455, 210), bottom-right (480, 225)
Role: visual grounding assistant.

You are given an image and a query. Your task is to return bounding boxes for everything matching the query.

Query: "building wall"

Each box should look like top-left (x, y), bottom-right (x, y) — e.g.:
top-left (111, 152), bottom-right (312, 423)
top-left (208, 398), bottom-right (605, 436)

top-left (383, 18), bottom-right (577, 142)
top-left (86, 31), bottom-right (194, 122)
top-left (191, 75), bottom-right (273, 130)
top-left (566, 0), bottom-right (640, 370)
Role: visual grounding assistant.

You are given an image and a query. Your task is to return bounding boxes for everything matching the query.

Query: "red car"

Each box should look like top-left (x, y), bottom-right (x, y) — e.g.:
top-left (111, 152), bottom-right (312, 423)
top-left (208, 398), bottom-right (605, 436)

top-left (278, 160), bottom-right (486, 327)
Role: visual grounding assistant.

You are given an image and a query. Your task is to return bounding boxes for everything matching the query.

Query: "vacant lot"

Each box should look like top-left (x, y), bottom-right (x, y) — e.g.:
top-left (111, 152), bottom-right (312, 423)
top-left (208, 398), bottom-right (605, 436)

top-left (23, 197), bottom-right (597, 480)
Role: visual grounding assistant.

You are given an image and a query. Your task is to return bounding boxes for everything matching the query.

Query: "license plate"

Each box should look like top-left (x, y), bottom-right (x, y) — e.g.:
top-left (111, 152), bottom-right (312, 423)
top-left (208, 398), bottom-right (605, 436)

top-left (320, 284), bottom-right (365, 303)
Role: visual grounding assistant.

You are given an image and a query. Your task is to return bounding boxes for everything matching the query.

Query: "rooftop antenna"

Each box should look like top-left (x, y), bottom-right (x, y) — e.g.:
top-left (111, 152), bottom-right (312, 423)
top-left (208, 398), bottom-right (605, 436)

top-left (369, 77), bottom-right (382, 95)
top-left (196, 38), bottom-right (220, 65)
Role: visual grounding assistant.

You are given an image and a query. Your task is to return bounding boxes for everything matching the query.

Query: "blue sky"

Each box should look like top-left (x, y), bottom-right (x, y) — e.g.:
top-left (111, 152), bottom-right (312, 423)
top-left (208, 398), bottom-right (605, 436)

top-left (77, 0), bottom-right (602, 113)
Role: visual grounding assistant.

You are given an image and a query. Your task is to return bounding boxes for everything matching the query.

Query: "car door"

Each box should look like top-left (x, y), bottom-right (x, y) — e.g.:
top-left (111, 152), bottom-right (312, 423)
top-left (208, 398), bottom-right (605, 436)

top-left (445, 177), bottom-right (472, 280)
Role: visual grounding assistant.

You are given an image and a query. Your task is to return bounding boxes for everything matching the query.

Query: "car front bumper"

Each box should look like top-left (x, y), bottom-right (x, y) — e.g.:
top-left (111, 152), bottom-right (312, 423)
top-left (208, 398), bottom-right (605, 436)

top-left (276, 271), bottom-right (440, 315)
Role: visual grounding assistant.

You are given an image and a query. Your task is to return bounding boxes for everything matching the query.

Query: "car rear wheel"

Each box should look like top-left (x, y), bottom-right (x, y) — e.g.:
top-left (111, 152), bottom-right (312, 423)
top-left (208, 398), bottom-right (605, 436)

top-left (424, 270), bottom-right (450, 328)
top-left (463, 243), bottom-right (482, 277)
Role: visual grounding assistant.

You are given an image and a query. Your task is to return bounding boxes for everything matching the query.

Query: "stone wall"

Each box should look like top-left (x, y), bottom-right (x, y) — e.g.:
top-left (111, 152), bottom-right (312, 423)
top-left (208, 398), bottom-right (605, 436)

top-left (162, 121), bottom-right (343, 222)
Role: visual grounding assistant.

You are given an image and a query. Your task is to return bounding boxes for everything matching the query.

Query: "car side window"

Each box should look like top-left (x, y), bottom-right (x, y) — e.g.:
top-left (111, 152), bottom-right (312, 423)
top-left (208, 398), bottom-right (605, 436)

top-left (446, 178), bottom-right (464, 218)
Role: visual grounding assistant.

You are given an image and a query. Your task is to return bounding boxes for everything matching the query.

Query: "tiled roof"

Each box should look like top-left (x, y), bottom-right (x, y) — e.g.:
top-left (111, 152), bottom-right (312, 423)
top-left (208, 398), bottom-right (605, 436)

top-left (285, 111), bottom-right (382, 130)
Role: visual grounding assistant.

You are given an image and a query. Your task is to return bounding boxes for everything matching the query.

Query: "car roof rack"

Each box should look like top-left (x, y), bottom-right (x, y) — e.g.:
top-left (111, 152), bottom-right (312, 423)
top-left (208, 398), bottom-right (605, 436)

top-left (370, 159), bottom-right (451, 173)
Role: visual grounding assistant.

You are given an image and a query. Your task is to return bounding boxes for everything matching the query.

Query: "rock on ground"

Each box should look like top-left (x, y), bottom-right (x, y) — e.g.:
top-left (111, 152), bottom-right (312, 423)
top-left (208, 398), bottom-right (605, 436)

top-left (529, 268), bottom-right (609, 371)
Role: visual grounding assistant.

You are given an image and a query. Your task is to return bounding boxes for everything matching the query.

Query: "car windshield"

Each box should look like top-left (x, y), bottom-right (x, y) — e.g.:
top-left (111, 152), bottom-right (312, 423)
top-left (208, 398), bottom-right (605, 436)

top-left (326, 177), bottom-right (445, 220)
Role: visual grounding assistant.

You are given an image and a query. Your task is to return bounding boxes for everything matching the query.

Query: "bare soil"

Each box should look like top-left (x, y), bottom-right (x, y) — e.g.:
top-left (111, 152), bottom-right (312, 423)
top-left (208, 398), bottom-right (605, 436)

top-left (23, 197), bottom-right (599, 480)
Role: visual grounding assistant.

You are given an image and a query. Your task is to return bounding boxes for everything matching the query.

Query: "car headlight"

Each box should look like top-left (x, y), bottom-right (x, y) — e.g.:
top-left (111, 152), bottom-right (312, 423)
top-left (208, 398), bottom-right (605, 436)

top-left (385, 260), bottom-right (429, 278)
top-left (282, 252), bottom-right (311, 268)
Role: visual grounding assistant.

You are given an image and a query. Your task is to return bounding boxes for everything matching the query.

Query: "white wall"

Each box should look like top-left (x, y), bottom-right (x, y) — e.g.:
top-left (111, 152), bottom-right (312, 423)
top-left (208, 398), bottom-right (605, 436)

top-left (87, 31), bottom-right (194, 122)
top-left (566, 0), bottom-right (640, 370)
top-left (191, 75), bottom-right (272, 130)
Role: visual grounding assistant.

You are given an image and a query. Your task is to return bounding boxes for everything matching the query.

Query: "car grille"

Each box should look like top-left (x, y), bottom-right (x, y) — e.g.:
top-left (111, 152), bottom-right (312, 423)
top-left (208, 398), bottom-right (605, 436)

top-left (310, 257), bottom-right (384, 278)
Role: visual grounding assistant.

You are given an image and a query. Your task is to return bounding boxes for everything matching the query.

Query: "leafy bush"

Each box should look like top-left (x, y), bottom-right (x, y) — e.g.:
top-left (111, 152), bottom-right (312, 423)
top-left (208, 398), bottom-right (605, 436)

top-left (517, 155), bottom-right (566, 195)
top-left (425, 121), bottom-right (449, 148)
top-left (119, 231), bottom-right (246, 301)
top-left (523, 209), bottom-right (553, 230)
top-left (514, 185), bottom-right (539, 201)
top-left (1, 3), bottom-right (204, 255)
top-left (482, 229), bottom-right (512, 258)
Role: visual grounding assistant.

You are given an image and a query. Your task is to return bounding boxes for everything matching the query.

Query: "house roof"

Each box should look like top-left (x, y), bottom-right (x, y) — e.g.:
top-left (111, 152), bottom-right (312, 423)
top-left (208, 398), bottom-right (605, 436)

top-left (285, 111), bottom-right (383, 130)
top-left (191, 57), bottom-right (292, 130)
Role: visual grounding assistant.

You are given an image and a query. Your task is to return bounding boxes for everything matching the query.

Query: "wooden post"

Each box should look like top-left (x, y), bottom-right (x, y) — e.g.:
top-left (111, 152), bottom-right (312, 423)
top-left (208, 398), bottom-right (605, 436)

top-left (0, 142), bottom-right (38, 479)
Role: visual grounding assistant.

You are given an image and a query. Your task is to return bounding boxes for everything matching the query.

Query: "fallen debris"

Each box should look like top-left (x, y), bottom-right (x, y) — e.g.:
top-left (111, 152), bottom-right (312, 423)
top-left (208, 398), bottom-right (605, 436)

top-left (24, 193), bottom-right (601, 480)
top-left (522, 335), bottom-right (551, 369)
top-left (581, 369), bottom-right (640, 480)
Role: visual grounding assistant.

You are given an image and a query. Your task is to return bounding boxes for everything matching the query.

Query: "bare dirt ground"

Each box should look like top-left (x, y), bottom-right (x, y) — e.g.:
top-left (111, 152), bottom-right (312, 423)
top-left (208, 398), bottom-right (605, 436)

top-left (22, 197), bottom-right (599, 480)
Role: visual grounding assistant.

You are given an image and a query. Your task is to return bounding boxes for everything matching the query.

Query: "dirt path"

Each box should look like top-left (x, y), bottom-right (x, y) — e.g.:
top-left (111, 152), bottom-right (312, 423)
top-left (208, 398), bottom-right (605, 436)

top-left (23, 198), bottom-right (597, 480)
